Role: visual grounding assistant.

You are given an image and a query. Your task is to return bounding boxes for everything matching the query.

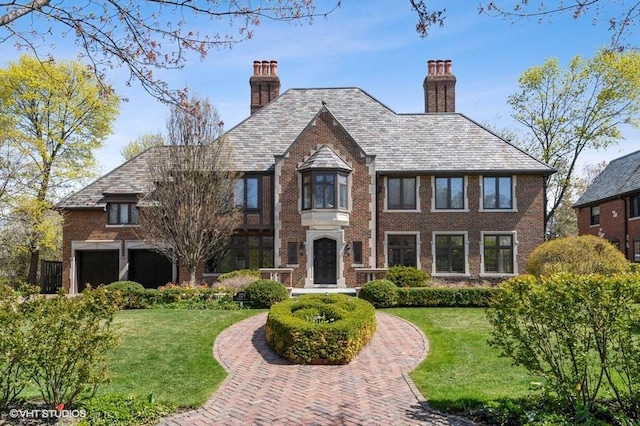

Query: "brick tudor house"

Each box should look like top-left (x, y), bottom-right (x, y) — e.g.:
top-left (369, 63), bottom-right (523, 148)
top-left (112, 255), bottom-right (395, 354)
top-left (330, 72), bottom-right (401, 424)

top-left (575, 149), bottom-right (640, 262)
top-left (57, 60), bottom-right (554, 294)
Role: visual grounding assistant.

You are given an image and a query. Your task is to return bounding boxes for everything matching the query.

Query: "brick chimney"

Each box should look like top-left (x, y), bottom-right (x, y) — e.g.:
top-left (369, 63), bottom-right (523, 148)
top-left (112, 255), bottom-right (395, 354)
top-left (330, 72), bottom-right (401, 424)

top-left (423, 59), bottom-right (456, 113)
top-left (250, 60), bottom-right (281, 114)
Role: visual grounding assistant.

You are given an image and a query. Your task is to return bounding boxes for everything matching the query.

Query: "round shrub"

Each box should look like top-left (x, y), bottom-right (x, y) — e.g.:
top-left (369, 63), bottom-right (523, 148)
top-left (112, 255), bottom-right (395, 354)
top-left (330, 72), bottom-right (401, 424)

top-left (526, 235), bottom-right (629, 277)
top-left (358, 279), bottom-right (398, 308)
top-left (386, 266), bottom-right (429, 287)
top-left (244, 279), bottom-right (289, 308)
top-left (104, 281), bottom-right (145, 292)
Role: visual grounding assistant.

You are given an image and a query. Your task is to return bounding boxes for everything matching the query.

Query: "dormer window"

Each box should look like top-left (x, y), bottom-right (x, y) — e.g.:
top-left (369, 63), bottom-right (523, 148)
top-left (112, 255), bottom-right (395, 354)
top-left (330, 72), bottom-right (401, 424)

top-left (107, 202), bottom-right (139, 225)
top-left (301, 171), bottom-right (348, 210)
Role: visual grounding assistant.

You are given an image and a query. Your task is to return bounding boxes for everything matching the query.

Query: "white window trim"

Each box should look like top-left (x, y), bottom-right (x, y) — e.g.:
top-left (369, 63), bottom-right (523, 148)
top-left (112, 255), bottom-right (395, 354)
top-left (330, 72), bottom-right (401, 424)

top-left (590, 205), bottom-right (601, 228)
top-left (479, 231), bottom-right (518, 277)
top-left (431, 231), bottom-right (470, 277)
top-left (383, 231), bottom-right (421, 269)
top-left (479, 175), bottom-right (518, 212)
top-left (431, 176), bottom-right (469, 212)
top-left (383, 176), bottom-right (421, 213)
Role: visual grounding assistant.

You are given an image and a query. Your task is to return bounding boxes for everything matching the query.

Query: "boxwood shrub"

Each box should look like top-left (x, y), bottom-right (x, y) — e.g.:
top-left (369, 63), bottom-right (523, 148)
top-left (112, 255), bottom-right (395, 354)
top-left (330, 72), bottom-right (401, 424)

top-left (245, 279), bottom-right (289, 308)
top-left (357, 279), bottom-right (398, 308)
top-left (265, 294), bottom-right (376, 364)
top-left (105, 281), bottom-right (145, 292)
top-left (387, 266), bottom-right (429, 287)
top-left (359, 281), bottom-right (498, 308)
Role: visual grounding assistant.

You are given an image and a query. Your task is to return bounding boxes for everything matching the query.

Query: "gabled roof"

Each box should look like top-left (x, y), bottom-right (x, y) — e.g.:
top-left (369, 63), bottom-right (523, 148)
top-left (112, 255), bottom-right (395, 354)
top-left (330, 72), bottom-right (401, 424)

top-left (574, 150), bottom-right (640, 207)
top-left (227, 87), bottom-right (554, 174)
top-left (58, 86), bottom-right (554, 209)
top-left (298, 145), bottom-right (352, 172)
top-left (56, 148), bottom-right (153, 209)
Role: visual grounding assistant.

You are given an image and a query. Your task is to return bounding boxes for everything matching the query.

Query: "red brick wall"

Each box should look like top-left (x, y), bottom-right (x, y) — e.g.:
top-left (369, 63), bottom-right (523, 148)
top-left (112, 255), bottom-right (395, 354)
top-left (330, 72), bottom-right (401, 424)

top-left (277, 110), bottom-right (373, 287)
top-left (377, 174), bottom-right (546, 276)
top-left (577, 198), bottom-right (640, 261)
top-left (60, 209), bottom-right (141, 291)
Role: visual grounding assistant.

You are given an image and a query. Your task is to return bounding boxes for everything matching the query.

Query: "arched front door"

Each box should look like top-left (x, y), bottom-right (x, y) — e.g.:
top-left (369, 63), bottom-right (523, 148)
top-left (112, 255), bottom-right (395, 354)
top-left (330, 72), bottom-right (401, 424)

top-left (313, 238), bottom-right (337, 284)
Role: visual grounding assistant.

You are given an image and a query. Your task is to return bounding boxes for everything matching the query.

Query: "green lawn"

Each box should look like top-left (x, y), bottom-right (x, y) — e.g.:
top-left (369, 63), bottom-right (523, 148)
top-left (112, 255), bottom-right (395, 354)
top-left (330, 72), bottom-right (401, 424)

top-left (100, 307), bottom-right (536, 412)
top-left (387, 307), bottom-right (540, 411)
top-left (100, 309), bottom-right (258, 408)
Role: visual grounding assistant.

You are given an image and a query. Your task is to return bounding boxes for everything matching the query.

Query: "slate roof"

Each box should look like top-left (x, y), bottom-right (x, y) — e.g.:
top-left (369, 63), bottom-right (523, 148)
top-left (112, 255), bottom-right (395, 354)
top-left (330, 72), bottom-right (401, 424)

top-left (298, 145), bottom-right (352, 172)
top-left (574, 150), bottom-right (640, 207)
top-left (58, 87), bottom-right (554, 209)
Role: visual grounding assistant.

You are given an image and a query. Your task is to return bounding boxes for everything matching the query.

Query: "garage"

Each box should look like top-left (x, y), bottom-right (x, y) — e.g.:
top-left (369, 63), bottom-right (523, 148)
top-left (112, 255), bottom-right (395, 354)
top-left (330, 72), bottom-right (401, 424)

top-left (76, 250), bottom-right (119, 292)
top-left (129, 249), bottom-right (173, 288)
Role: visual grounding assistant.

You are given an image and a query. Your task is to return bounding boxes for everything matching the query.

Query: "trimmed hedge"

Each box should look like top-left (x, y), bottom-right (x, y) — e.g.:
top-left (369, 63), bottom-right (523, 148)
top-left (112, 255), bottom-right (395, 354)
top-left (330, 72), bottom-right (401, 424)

top-left (105, 281), bottom-right (145, 292)
top-left (103, 285), bottom-right (237, 310)
top-left (245, 279), bottom-right (289, 308)
top-left (265, 294), bottom-right (376, 364)
top-left (358, 281), bottom-right (498, 308)
top-left (217, 269), bottom-right (260, 281)
top-left (387, 266), bottom-right (429, 287)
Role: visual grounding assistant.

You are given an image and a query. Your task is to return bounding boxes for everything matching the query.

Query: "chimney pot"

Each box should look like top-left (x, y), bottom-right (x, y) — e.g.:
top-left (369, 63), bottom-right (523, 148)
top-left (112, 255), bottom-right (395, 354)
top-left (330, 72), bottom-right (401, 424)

top-left (253, 60), bottom-right (260, 76)
top-left (427, 60), bottom-right (436, 76)
top-left (270, 60), bottom-right (278, 76)
top-left (436, 60), bottom-right (444, 76)
top-left (444, 59), bottom-right (452, 75)
top-left (261, 60), bottom-right (269, 75)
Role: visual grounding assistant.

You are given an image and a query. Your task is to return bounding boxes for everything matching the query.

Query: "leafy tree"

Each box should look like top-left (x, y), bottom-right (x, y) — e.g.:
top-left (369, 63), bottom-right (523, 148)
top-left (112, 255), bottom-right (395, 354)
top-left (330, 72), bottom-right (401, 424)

top-left (507, 51), bottom-right (640, 234)
top-left (411, 1), bottom-right (640, 50)
top-left (0, 1), bottom-right (341, 103)
top-left (120, 133), bottom-right (164, 161)
top-left (138, 95), bottom-right (240, 285)
top-left (0, 55), bottom-right (119, 283)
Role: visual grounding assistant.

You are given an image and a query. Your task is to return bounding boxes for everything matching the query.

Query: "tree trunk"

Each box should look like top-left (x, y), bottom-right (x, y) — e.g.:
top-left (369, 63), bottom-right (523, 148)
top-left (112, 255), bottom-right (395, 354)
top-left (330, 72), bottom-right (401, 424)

top-left (28, 249), bottom-right (39, 285)
top-left (189, 268), bottom-right (197, 287)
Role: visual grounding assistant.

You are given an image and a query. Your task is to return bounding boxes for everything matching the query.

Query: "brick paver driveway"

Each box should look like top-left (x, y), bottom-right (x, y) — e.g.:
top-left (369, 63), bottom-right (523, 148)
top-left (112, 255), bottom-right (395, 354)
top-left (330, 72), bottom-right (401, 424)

top-left (158, 312), bottom-right (475, 425)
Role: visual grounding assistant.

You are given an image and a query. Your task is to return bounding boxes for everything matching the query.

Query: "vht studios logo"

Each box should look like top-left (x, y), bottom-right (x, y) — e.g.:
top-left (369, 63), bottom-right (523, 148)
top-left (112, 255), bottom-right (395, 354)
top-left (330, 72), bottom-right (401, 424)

top-left (8, 403), bottom-right (87, 419)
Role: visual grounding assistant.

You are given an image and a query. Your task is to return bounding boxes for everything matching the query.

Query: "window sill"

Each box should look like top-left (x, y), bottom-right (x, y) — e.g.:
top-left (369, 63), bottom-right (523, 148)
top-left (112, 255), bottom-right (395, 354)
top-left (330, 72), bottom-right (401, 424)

top-left (432, 273), bottom-right (470, 278)
top-left (106, 224), bottom-right (140, 228)
top-left (630, 216), bottom-right (640, 221)
top-left (480, 273), bottom-right (516, 278)
top-left (589, 224), bottom-right (600, 228)
top-left (383, 208), bottom-right (421, 213)
top-left (430, 209), bottom-right (469, 213)
top-left (285, 264), bottom-right (299, 268)
top-left (479, 208), bottom-right (518, 213)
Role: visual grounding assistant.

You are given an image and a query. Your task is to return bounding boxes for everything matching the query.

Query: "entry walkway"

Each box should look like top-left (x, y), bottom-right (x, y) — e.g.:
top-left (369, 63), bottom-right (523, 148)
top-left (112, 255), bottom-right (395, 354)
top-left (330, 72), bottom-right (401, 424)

top-left (158, 312), bottom-right (476, 425)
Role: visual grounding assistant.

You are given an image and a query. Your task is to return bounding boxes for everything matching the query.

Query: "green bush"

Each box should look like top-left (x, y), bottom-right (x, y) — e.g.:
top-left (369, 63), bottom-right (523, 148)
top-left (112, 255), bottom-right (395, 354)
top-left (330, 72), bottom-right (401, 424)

top-left (525, 235), bottom-right (629, 276)
top-left (0, 285), bottom-right (30, 410)
top-left (387, 266), bottom-right (429, 287)
top-left (25, 287), bottom-right (119, 407)
top-left (105, 281), bottom-right (145, 292)
top-left (487, 273), bottom-right (640, 420)
top-left (358, 279), bottom-right (398, 308)
top-left (244, 280), bottom-right (288, 308)
top-left (217, 269), bottom-right (260, 281)
top-left (397, 287), bottom-right (497, 307)
top-left (79, 393), bottom-right (173, 426)
top-left (265, 294), bottom-right (376, 364)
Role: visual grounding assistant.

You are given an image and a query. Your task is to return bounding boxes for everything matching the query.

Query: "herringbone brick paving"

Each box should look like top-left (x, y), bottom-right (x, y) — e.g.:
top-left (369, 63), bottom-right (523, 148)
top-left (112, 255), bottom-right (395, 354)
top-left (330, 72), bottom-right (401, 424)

top-left (158, 312), bottom-right (476, 425)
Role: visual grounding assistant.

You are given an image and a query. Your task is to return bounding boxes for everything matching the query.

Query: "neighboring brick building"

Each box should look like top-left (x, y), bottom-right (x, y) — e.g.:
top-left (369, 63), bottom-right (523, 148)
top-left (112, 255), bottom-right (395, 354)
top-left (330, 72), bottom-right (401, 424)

top-left (57, 59), bottom-right (554, 293)
top-left (575, 150), bottom-right (640, 262)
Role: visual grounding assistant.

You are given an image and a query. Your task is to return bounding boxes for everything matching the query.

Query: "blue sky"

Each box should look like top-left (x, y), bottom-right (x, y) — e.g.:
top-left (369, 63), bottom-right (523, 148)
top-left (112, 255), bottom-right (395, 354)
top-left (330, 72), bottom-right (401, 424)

top-left (2, 0), bottom-right (640, 177)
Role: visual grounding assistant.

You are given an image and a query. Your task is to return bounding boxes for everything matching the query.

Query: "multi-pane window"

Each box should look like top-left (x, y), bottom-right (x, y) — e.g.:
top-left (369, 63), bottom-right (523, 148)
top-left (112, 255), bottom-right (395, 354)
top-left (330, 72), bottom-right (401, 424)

top-left (235, 176), bottom-right (260, 209)
top-left (435, 177), bottom-right (464, 210)
top-left (107, 203), bottom-right (139, 225)
top-left (352, 241), bottom-right (363, 265)
top-left (483, 177), bottom-right (513, 209)
top-left (483, 234), bottom-right (514, 274)
top-left (387, 235), bottom-right (417, 267)
top-left (630, 196), bottom-right (640, 218)
top-left (387, 177), bottom-right (417, 210)
top-left (205, 235), bottom-right (274, 273)
top-left (591, 206), bottom-right (600, 226)
top-left (287, 242), bottom-right (298, 265)
top-left (301, 171), bottom-right (348, 210)
top-left (635, 240), bottom-right (640, 262)
top-left (435, 234), bottom-right (465, 273)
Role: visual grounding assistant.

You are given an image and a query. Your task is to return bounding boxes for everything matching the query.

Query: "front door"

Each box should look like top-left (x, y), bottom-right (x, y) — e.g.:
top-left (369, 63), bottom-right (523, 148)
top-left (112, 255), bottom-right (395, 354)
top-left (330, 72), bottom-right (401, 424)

top-left (313, 238), bottom-right (337, 284)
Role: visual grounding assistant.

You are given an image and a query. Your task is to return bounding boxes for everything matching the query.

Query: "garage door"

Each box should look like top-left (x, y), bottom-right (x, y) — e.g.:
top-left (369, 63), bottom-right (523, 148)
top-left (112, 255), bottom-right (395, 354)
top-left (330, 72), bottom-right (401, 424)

top-left (129, 249), bottom-right (173, 289)
top-left (76, 250), bottom-right (119, 292)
